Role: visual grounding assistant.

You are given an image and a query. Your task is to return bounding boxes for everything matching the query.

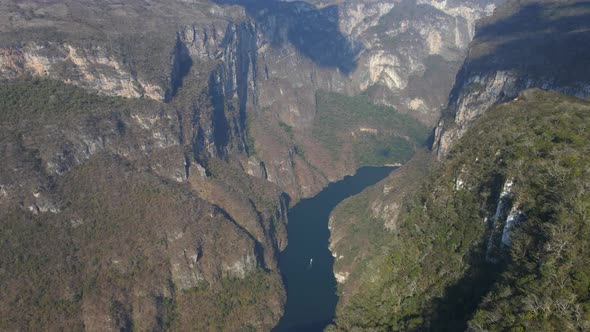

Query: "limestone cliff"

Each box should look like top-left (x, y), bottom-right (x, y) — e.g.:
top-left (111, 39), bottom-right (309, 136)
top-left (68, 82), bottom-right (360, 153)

top-left (329, 89), bottom-right (590, 331)
top-left (0, 43), bottom-right (165, 99)
top-left (0, 0), bottom-right (510, 330)
top-left (0, 0), bottom-right (501, 200)
top-left (329, 0), bottom-right (590, 326)
top-left (433, 0), bottom-right (590, 158)
top-left (0, 78), bottom-right (288, 331)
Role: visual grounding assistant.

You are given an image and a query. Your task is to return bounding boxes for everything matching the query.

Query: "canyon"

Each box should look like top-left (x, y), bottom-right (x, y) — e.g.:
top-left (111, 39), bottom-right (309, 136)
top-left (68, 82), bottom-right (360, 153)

top-left (2, 0), bottom-right (590, 331)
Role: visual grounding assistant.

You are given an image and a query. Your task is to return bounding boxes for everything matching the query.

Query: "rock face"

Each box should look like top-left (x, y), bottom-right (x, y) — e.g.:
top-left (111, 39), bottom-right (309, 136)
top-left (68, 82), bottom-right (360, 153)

top-left (0, 0), bottom-right (506, 330)
top-left (202, 0), bottom-right (500, 198)
top-left (433, 0), bottom-right (590, 158)
top-left (223, 0), bottom-right (500, 126)
top-left (329, 89), bottom-right (590, 331)
top-left (341, 0), bottom-right (497, 123)
top-left (325, 1), bottom-right (590, 330)
top-left (0, 79), bottom-right (288, 331)
top-left (0, 0), bottom-right (502, 199)
top-left (0, 43), bottom-right (165, 99)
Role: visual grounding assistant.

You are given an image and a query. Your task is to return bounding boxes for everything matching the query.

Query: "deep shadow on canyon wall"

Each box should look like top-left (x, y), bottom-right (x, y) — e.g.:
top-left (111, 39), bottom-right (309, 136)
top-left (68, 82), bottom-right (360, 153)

top-left (448, 1), bottom-right (590, 107)
top-left (212, 0), bottom-right (361, 75)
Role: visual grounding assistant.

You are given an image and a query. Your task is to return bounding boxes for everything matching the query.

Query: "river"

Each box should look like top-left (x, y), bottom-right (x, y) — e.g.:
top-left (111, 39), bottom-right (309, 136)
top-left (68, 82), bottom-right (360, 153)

top-left (273, 166), bottom-right (396, 332)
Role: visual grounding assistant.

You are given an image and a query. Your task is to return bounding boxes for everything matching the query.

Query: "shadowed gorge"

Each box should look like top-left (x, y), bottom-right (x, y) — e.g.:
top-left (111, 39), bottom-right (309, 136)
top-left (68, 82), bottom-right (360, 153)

top-left (212, 0), bottom-right (361, 74)
top-left (452, 1), bottom-right (590, 91)
top-left (167, 34), bottom-right (194, 100)
top-left (470, 2), bottom-right (590, 77)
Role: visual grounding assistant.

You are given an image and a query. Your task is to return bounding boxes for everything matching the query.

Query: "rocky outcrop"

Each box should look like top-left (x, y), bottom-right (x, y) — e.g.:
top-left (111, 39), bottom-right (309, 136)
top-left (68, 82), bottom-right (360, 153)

top-left (0, 0), bottom-right (502, 200)
top-left (190, 0), bottom-right (501, 199)
top-left (0, 76), bottom-right (288, 331)
top-left (341, 0), bottom-right (499, 124)
top-left (0, 43), bottom-right (164, 99)
top-left (244, 0), bottom-right (501, 125)
top-left (329, 90), bottom-right (590, 331)
top-left (0, 0), bottom-right (516, 329)
top-left (433, 0), bottom-right (590, 158)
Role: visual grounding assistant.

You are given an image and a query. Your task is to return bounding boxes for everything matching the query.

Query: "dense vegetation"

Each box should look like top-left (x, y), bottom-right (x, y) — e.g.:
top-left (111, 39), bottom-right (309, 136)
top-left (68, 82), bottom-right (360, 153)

top-left (0, 77), bottom-right (125, 119)
top-left (329, 90), bottom-right (590, 331)
top-left (1, 155), bottom-right (284, 331)
top-left (313, 91), bottom-right (430, 167)
top-left (0, 78), bottom-right (286, 331)
top-left (328, 151), bottom-right (433, 302)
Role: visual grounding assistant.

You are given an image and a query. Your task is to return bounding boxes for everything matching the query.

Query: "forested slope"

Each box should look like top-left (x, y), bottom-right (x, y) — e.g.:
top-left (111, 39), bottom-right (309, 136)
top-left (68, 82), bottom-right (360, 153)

top-left (329, 90), bottom-right (590, 331)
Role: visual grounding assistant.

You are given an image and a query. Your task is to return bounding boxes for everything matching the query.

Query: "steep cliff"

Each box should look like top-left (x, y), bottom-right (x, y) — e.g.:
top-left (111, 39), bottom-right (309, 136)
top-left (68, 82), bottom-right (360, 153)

top-left (0, 0), bottom-right (501, 200)
top-left (328, 0), bottom-right (590, 329)
top-left (203, 0), bottom-right (501, 199)
top-left (0, 0), bottom-right (508, 329)
top-left (329, 89), bottom-right (590, 331)
top-left (433, 0), bottom-right (590, 157)
top-left (254, 0), bottom-right (499, 121)
top-left (0, 78), bottom-right (288, 331)
top-left (0, 0), bottom-right (228, 99)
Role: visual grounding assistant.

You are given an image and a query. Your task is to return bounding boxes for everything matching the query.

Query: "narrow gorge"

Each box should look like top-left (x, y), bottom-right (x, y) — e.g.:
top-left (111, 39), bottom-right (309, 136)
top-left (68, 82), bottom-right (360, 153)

top-left (2, 0), bottom-right (590, 331)
top-left (0, 0), bottom-right (499, 329)
top-left (275, 166), bottom-right (394, 331)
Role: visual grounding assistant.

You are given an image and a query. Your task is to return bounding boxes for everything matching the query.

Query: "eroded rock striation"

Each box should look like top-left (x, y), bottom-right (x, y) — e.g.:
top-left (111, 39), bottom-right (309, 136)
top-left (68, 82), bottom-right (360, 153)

top-left (0, 0), bottom-right (507, 330)
top-left (433, 0), bottom-right (590, 157)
